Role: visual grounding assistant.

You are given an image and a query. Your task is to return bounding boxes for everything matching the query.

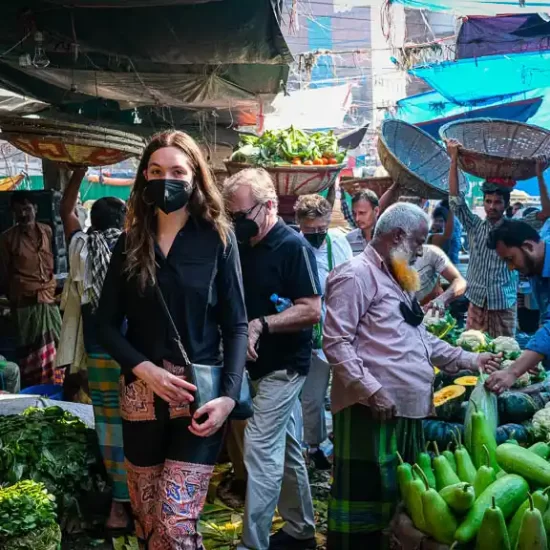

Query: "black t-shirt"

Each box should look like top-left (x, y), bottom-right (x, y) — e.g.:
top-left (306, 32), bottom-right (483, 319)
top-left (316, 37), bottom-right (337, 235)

top-left (239, 219), bottom-right (320, 380)
top-left (97, 217), bottom-right (248, 401)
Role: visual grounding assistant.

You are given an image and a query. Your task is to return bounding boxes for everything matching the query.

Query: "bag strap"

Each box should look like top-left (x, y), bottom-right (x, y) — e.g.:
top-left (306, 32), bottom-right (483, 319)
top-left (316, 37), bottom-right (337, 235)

top-left (153, 283), bottom-right (192, 368)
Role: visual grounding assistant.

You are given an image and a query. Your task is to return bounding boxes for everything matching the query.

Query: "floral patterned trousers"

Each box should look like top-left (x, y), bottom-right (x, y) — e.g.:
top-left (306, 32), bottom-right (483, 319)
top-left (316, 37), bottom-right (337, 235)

top-left (120, 363), bottom-right (224, 549)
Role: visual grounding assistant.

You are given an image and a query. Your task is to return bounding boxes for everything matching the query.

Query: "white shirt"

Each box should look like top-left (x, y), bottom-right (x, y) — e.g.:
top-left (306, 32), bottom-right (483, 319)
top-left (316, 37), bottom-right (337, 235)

top-left (415, 244), bottom-right (451, 303)
top-left (313, 230), bottom-right (353, 361)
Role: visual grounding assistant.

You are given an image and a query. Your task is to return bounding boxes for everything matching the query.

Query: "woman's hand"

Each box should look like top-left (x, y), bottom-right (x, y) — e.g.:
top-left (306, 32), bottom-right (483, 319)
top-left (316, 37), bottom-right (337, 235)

top-left (133, 361), bottom-right (196, 404)
top-left (189, 396), bottom-right (235, 438)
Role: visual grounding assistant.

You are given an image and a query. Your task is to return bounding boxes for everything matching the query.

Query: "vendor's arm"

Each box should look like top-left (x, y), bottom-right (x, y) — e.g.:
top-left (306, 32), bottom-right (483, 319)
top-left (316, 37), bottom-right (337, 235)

top-left (446, 140), bottom-right (480, 231)
top-left (523, 158), bottom-right (550, 230)
top-left (323, 268), bottom-right (382, 401)
top-left (436, 263), bottom-right (467, 309)
top-left (379, 181), bottom-right (401, 214)
top-left (60, 165), bottom-right (88, 241)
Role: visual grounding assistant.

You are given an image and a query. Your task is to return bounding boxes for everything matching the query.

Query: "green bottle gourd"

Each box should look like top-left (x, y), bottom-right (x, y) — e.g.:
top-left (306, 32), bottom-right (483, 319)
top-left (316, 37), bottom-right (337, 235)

top-left (433, 441), bottom-right (461, 490)
top-left (474, 496), bottom-right (510, 550)
top-left (453, 428), bottom-right (477, 484)
top-left (439, 482), bottom-right (475, 513)
top-left (417, 441), bottom-right (436, 490)
top-left (443, 441), bottom-right (457, 473)
top-left (470, 401), bottom-right (499, 472)
top-left (407, 463), bottom-right (427, 532)
top-left (515, 493), bottom-right (548, 550)
top-left (414, 464), bottom-right (458, 544)
top-left (508, 488), bottom-right (549, 549)
top-left (396, 451), bottom-right (413, 505)
top-left (473, 444), bottom-right (497, 497)
top-left (529, 441), bottom-right (550, 459)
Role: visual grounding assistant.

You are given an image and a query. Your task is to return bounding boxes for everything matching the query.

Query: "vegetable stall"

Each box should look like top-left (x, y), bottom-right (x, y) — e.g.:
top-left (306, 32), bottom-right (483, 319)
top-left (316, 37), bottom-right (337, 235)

top-left (390, 315), bottom-right (550, 547)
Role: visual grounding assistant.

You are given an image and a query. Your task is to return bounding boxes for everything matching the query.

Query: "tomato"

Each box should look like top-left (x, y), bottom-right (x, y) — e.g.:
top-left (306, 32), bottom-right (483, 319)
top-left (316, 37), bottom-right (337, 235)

top-left (291, 159), bottom-right (302, 165)
top-left (321, 157), bottom-right (329, 165)
top-left (313, 158), bottom-right (324, 165)
top-left (303, 160), bottom-right (314, 166)
top-left (328, 158), bottom-right (339, 165)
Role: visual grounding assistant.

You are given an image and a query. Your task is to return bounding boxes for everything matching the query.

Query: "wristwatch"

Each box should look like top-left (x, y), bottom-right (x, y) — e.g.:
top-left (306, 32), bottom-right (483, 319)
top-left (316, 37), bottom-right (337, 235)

top-left (259, 316), bottom-right (270, 334)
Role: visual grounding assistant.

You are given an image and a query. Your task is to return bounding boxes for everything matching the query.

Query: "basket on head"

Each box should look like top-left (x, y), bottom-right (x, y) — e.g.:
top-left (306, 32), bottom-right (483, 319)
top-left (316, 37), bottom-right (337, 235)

top-left (439, 118), bottom-right (550, 182)
top-left (223, 161), bottom-right (345, 196)
top-left (340, 175), bottom-right (393, 199)
top-left (378, 119), bottom-right (468, 200)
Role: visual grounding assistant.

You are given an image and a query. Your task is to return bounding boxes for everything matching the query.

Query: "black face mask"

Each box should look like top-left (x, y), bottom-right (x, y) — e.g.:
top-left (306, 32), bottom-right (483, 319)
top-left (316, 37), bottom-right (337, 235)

top-left (233, 215), bottom-right (259, 245)
top-left (144, 178), bottom-right (193, 214)
top-left (304, 231), bottom-right (327, 249)
top-left (400, 299), bottom-right (424, 327)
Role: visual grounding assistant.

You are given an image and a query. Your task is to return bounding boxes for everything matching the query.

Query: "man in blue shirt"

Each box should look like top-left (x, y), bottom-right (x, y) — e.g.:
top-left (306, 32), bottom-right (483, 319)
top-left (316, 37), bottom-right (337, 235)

top-left (485, 220), bottom-right (550, 393)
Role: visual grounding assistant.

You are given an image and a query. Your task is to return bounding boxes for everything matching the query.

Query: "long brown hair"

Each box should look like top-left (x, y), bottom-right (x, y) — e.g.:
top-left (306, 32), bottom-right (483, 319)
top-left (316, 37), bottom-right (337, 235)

top-left (124, 130), bottom-right (230, 290)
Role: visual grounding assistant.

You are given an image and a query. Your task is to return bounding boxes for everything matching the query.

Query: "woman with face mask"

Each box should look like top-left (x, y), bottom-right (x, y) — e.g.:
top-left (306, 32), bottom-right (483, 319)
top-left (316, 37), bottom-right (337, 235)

top-left (97, 131), bottom-right (248, 549)
top-left (294, 194), bottom-right (352, 470)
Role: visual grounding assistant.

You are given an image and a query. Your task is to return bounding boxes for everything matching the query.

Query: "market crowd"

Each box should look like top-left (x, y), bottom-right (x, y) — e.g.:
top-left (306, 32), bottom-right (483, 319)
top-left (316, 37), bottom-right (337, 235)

top-left (1, 130), bottom-right (550, 550)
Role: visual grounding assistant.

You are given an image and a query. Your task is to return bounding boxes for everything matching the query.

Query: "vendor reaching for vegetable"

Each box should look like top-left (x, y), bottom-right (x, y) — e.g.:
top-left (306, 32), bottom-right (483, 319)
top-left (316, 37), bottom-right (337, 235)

top-left (485, 220), bottom-right (550, 394)
top-left (322, 202), bottom-right (501, 550)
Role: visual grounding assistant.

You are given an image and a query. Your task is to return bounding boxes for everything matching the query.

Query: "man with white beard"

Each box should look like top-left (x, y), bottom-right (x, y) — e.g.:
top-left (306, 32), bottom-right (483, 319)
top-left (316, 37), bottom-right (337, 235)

top-left (322, 202), bottom-right (502, 550)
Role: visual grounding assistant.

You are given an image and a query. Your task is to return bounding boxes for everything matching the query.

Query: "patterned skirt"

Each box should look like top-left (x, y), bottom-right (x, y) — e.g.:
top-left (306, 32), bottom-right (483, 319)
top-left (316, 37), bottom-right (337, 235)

top-left (87, 352), bottom-right (129, 502)
top-left (14, 302), bottom-right (62, 387)
top-left (327, 405), bottom-right (424, 550)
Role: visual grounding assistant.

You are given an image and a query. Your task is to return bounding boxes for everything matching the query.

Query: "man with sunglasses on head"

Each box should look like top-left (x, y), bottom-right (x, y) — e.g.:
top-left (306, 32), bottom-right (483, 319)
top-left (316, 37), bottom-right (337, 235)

top-left (322, 202), bottom-right (501, 550)
top-left (224, 168), bottom-right (321, 550)
top-left (293, 194), bottom-right (352, 470)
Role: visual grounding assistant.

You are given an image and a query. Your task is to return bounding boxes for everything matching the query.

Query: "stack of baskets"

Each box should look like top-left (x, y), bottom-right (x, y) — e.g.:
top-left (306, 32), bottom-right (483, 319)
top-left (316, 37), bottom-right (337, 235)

top-left (378, 119), bottom-right (468, 199)
top-left (439, 118), bottom-right (550, 184)
top-left (0, 115), bottom-right (144, 167)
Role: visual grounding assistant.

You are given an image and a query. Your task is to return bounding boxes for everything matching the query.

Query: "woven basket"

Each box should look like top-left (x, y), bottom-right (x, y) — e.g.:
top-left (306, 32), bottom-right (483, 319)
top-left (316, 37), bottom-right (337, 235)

top-left (378, 120), bottom-right (468, 200)
top-left (340, 175), bottom-right (394, 199)
top-left (0, 115), bottom-right (145, 144)
top-left (439, 118), bottom-right (550, 182)
top-left (1, 131), bottom-right (143, 167)
top-left (224, 161), bottom-right (345, 196)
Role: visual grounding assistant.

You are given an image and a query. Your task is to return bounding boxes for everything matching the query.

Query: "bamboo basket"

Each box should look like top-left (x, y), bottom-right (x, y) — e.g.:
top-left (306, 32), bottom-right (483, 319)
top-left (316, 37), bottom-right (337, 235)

top-left (378, 120), bottom-right (468, 200)
top-left (439, 118), bottom-right (550, 182)
top-left (340, 175), bottom-right (394, 199)
top-left (224, 161), bottom-right (345, 196)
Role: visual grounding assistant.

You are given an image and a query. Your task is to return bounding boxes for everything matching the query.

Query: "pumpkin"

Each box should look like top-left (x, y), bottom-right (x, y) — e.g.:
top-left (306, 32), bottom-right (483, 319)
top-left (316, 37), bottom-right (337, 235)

top-left (498, 392), bottom-right (538, 424)
top-left (434, 385), bottom-right (466, 421)
top-left (496, 423), bottom-right (532, 445)
top-left (454, 376), bottom-right (478, 399)
top-left (423, 419), bottom-right (464, 449)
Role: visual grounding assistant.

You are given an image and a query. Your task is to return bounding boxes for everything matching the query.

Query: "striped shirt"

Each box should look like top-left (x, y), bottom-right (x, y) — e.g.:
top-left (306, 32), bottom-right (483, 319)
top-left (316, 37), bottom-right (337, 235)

top-left (450, 195), bottom-right (519, 310)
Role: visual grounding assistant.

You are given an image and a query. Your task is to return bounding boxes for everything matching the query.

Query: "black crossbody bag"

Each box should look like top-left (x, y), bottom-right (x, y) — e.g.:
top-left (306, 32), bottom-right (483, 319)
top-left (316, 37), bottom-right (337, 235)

top-left (154, 283), bottom-right (253, 420)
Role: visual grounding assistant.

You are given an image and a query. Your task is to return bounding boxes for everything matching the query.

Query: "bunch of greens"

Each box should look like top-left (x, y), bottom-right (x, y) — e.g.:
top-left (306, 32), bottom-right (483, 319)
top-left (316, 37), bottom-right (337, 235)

top-left (230, 126), bottom-right (345, 166)
top-left (423, 310), bottom-right (456, 339)
top-left (0, 480), bottom-right (60, 549)
top-left (0, 406), bottom-right (102, 527)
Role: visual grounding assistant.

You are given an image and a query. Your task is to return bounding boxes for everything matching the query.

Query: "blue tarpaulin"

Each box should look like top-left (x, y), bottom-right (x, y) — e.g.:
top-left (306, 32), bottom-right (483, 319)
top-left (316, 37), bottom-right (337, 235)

top-left (395, 90), bottom-right (543, 138)
top-left (409, 51), bottom-right (550, 105)
top-left (390, 0), bottom-right (550, 15)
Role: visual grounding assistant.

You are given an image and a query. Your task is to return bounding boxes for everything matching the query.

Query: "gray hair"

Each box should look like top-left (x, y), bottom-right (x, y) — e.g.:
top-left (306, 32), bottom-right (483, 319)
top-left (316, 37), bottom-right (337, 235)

top-left (223, 167), bottom-right (279, 208)
top-left (374, 202), bottom-right (429, 238)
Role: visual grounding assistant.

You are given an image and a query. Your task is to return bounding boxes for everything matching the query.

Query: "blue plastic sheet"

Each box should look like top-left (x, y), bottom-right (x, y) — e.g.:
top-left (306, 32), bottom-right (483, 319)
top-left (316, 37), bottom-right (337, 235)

top-left (391, 0), bottom-right (550, 14)
top-left (409, 51), bottom-right (550, 104)
top-left (395, 90), bottom-right (543, 138)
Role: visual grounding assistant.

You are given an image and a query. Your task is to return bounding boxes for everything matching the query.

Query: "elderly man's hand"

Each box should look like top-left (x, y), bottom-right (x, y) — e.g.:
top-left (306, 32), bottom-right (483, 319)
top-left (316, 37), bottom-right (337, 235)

top-left (476, 352), bottom-right (502, 374)
top-left (367, 387), bottom-right (397, 422)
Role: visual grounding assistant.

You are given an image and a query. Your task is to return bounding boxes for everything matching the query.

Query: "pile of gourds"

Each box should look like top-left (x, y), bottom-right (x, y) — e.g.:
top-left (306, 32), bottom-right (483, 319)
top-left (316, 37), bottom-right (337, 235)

top-left (399, 400), bottom-right (550, 548)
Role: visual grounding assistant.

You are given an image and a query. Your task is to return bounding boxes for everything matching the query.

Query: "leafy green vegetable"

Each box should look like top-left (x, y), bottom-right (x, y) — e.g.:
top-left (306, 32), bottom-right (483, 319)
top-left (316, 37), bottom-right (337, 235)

top-left (230, 126), bottom-right (345, 165)
top-left (0, 406), bottom-right (104, 528)
top-left (423, 311), bottom-right (456, 339)
top-left (0, 480), bottom-right (57, 542)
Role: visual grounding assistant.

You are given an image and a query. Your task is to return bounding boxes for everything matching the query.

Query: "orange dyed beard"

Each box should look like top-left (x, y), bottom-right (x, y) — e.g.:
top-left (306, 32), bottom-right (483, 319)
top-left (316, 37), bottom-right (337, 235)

top-left (390, 254), bottom-right (420, 292)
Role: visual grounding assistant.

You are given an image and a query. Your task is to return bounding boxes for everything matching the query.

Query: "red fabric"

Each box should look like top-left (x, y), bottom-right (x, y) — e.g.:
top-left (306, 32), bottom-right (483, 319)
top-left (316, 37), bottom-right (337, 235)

top-left (486, 177), bottom-right (516, 187)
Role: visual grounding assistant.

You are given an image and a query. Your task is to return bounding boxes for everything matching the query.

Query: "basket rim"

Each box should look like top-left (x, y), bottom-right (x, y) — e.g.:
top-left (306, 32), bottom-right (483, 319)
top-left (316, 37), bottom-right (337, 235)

top-left (224, 160), bottom-right (345, 172)
top-left (379, 119), bottom-right (468, 193)
top-left (2, 131), bottom-right (143, 155)
top-left (0, 114), bottom-right (145, 143)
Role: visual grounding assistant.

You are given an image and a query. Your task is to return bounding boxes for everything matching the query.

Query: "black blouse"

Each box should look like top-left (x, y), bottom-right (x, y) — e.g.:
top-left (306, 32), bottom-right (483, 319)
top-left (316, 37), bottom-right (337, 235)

top-left (97, 217), bottom-right (248, 401)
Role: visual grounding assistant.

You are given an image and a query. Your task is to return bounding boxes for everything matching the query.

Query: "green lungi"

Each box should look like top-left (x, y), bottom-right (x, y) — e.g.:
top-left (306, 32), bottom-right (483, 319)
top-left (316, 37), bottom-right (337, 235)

top-left (87, 352), bottom-right (129, 502)
top-left (14, 303), bottom-right (62, 387)
top-left (327, 404), bottom-right (424, 550)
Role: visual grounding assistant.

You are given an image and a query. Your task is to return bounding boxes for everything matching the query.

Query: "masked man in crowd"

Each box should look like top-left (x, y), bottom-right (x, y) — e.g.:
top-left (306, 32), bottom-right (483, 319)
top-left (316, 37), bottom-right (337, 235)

top-left (323, 202), bottom-right (501, 549)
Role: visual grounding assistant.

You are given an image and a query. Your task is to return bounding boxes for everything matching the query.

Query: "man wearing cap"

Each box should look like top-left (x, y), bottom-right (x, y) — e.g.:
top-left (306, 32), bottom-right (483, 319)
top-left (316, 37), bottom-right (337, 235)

top-left (447, 140), bottom-right (549, 337)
